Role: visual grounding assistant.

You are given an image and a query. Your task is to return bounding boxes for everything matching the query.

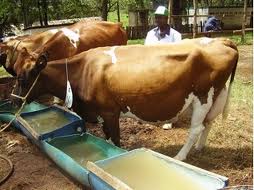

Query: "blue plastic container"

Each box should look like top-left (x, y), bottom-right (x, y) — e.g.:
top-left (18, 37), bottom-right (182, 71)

top-left (0, 100), bottom-right (47, 123)
top-left (41, 133), bottom-right (126, 187)
top-left (15, 105), bottom-right (85, 143)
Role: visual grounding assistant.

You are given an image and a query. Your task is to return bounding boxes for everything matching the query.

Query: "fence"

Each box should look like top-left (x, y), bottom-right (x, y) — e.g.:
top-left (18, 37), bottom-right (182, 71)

top-left (126, 22), bottom-right (205, 40)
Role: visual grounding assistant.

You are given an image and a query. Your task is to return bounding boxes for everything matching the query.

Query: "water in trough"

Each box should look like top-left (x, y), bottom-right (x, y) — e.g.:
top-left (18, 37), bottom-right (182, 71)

top-left (23, 110), bottom-right (71, 134)
top-left (101, 151), bottom-right (205, 190)
top-left (50, 135), bottom-right (108, 167)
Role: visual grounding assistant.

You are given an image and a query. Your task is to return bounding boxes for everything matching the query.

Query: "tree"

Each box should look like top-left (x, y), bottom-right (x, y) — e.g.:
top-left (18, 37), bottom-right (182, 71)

top-left (41, 0), bottom-right (48, 26)
top-left (0, 0), bottom-right (19, 36)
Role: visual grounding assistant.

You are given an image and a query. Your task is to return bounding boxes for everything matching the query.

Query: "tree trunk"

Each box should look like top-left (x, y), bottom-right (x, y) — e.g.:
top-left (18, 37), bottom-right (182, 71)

top-left (20, 0), bottom-right (29, 28)
top-left (241, 0), bottom-right (247, 42)
top-left (168, 0), bottom-right (173, 25)
top-left (117, 0), bottom-right (120, 22)
top-left (41, 0), bottom-right (48, 26)
top-left (37, 0), bottom-right (43, 26)
top-left (101, 0), bottom-right (108, 21)
top-left (193, 0), bottom-right (197, 38)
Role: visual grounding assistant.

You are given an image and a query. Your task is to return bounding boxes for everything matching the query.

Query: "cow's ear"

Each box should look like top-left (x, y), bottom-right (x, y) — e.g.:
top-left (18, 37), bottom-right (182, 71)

top-left (36, 52), bottom-right (48, 72)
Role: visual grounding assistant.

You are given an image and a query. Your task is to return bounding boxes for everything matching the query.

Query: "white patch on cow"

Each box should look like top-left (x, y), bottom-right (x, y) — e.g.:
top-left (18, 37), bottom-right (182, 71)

top-left (200, 37), bottom-right (214, 45)
top-left (170, 92), bottom-right (195, 122)
top-left (60, 28), bottom-right (80, 48)
top-left (104, 46), bottom-right (117, 64)
top-left (175, 87), bottom-right (215, 160)
top-left (191, 87), bottom-right (214, 126)
top-left (49, 29), bottom-right (59, 34)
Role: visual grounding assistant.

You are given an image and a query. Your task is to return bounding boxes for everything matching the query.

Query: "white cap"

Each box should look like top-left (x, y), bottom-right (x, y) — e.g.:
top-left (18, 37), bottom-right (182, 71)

top-left (154, 6), bottom-right (168, 16)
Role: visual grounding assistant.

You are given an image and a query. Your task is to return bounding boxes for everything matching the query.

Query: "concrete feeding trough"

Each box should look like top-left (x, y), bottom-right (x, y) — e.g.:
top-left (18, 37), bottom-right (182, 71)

top-left (87, 148), bottom-right (229, 190)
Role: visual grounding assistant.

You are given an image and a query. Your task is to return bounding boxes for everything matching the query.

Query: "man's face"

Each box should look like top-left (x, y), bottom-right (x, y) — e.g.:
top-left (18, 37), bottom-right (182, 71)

top-left (155, 15), bottom-right (168, 28)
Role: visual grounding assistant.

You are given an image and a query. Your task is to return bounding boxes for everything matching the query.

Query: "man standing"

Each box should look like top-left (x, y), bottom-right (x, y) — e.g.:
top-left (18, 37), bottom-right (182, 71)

top-left (204, 16), bottom-right (222, 37)
top-left (145, 6), bottom-right (182, 45)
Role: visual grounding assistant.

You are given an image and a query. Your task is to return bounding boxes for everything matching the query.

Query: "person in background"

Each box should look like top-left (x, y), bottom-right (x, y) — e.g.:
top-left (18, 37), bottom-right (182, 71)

top-left (145, 5), bottom-right (182, 45)
top-left (204, 16), bottom-right (222, 37)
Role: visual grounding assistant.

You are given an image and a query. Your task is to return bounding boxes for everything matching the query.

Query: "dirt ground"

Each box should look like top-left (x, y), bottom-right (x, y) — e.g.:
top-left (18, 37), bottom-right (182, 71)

top-left (0, 45), bottom-right (252, 190)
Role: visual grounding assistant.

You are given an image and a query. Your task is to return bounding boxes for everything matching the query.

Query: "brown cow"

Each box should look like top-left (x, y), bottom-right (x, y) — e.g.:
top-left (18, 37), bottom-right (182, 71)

top-left (13, 21), bottom-right (127, 73)
top-left (0, 21), bottom-right (127, 76)
top-left (11, 37), bottom-right (238, 160)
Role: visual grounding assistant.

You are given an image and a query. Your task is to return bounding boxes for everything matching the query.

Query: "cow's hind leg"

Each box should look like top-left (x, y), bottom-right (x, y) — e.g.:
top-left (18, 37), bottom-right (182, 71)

top-left (195, 122), bottom-right (212, 151)
top-left (195, 87), bottom-right (228, 150)
top-left (175, 88), bottom-right (214, 160)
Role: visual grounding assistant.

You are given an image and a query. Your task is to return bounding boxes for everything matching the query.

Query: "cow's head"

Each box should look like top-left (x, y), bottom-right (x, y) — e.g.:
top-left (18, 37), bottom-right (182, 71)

top-left (11, 48), bottom-right (48, 106)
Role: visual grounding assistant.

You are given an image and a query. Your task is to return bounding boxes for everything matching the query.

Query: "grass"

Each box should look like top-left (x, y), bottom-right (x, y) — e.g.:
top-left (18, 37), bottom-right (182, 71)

top-left (231, 77), bottom-right (252, 108)
top-left (0, 67), bottom-right (9, 77)
top-left (223, 32), bottom-right (253, 45)
top-left (127, 39), bottom-right (145, 45)
top-left (108, 11), bottom-right (129, 27)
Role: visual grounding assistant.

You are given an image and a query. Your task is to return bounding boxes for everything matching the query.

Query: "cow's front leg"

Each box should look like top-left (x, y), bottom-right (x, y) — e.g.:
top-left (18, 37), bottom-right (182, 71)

top-left (101, 112), bottom-right (121, 146)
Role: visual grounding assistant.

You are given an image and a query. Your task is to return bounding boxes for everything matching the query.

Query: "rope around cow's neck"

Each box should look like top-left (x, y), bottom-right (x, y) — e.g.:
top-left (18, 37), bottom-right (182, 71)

top-left (0, 73), bottom-right (41, 133)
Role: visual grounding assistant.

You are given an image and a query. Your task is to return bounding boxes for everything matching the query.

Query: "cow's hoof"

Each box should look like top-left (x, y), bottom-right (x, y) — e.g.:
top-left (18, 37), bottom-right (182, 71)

top-left (174, 154), bottom-right (186, 161)
top-left (195, 144), bottom-right (204, 151)
top-left (106, 138), bottom-right (115, 145)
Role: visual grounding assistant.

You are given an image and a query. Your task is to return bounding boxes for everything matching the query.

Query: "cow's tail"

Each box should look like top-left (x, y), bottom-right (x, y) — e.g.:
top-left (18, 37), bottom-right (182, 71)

top-left (222, 47), bottom-right (239, 120)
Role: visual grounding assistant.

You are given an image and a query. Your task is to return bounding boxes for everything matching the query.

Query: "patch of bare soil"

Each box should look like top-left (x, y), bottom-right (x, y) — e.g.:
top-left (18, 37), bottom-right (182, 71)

top-left (0, 45), bottom-right (252, 189)
top-left (0, 130), bottom-right (82, 190)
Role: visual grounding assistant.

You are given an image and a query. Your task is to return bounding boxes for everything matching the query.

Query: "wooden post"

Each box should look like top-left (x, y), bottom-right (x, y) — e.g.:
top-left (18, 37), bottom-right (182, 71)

top-left (168, 0), bottom-right (173, 26)
top-left (193, 0), bottom-right (197, 38)
top-left (241, 0), bottom-right (247, 42)
top-left (117, 0), bottom-right (120, 22)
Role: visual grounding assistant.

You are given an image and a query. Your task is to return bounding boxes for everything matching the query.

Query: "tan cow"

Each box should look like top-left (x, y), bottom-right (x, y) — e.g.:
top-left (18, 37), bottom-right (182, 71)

top-left (11, 37), bottom-right (238, 160)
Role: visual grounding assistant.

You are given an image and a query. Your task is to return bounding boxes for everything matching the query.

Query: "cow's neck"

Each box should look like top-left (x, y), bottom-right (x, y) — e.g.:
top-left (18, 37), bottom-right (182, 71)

top-left (41, 58), bottom-right (81, 101)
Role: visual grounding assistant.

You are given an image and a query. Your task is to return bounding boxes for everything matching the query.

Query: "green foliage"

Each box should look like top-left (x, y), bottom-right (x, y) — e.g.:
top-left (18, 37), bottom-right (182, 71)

top-left (0, 0), bottom-right (19, 32)
top-left (55, 0), bottom-right (99, 19)
top-left (108, 11), bottom-right (129, 26)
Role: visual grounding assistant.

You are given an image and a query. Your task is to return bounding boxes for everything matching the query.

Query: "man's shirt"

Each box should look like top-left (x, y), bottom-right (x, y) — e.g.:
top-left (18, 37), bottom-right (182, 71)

top-left (145, 26), bottom-right (182, 45)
